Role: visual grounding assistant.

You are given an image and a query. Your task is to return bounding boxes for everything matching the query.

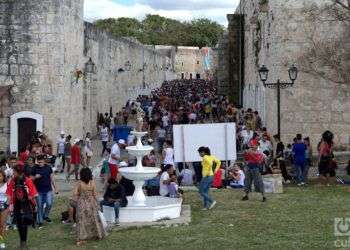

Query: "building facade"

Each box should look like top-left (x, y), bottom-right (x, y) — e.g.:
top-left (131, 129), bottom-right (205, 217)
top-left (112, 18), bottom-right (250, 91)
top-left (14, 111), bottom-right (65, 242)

top-left (234, 0), bottom-right (350, 146)
top-left (0, 0), bottom-right (175, 152)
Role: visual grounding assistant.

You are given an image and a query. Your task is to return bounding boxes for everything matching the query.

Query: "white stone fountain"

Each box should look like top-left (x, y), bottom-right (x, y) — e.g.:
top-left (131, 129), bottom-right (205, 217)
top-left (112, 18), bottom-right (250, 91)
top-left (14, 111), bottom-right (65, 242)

top-left (118, 130), bottom-right (182, 223)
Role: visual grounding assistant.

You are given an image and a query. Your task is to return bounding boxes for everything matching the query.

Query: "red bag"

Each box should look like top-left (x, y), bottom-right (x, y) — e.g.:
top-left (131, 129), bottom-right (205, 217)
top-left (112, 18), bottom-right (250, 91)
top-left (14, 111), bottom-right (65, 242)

top-left (212, 169), bottom-right (222, 188)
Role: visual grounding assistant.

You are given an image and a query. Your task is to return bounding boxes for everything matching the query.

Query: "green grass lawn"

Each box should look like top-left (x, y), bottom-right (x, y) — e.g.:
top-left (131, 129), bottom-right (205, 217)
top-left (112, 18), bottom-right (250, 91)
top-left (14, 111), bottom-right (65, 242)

top-left (5, 184), bottom-right (350, 250)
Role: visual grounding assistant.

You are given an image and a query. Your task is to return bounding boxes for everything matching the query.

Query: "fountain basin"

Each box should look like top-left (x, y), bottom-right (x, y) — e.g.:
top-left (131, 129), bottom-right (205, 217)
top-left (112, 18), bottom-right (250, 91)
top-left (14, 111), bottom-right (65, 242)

top-left (126, 145), bottom-right (153, 157)
top-left (119, 196), bottom-right (183, 223)
top-left (119, 167), bottom-right (159, 181)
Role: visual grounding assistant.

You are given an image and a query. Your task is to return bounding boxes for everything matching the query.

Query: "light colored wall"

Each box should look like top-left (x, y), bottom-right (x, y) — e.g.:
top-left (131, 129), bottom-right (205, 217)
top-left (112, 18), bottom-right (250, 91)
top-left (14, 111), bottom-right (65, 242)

top-left (237, 0), bottom-right (350, 147)
top-left (0, 0), bottom-right (175, 151)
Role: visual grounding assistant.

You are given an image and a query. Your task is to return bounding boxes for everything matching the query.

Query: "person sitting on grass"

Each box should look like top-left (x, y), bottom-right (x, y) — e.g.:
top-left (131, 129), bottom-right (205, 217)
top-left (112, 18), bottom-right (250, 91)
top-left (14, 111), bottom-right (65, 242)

top-left (168, 174), bottom-right (183, 198)
top-left (100, 174), bottom-right (128, 226)
top-left (228, 165), bottom-right (245, 189)
top-left (178, 165), bottom-right (193, 186)
top-left (159, 165), bottom-right (174, 197)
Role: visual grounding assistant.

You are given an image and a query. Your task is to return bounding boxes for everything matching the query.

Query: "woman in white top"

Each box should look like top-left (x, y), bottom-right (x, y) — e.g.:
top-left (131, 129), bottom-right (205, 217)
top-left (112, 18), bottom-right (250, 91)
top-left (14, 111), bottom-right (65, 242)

top-left (0, 170), bottom-right (8, 246)
top-left (84, 132), bottom-right (93, 167)
top-left (162, 140), bottom-right (174, 166)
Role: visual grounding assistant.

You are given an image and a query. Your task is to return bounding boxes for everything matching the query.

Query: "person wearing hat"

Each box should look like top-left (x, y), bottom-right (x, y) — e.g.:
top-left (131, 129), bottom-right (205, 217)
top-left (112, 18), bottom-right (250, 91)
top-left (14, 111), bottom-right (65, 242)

top-left (108, 139), bottom-right (126, 179)
top-left (67, 139), bottom-right (81, 181)
top-left (242, 141), bottom-right (266, 202)
top-left (57, 131), bottom-right (66, 173)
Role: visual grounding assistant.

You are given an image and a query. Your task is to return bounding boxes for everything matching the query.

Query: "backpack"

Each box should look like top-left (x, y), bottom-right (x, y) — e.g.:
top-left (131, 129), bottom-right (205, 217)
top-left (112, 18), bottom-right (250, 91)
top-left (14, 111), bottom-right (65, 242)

top-left (14, 178), bottom-right (34, 225)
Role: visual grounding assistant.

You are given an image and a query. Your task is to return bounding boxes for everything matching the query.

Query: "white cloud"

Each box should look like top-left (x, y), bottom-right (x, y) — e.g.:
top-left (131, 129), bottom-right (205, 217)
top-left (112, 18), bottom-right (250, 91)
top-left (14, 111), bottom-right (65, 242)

top-left (84, 0), bottom-right (239, 26)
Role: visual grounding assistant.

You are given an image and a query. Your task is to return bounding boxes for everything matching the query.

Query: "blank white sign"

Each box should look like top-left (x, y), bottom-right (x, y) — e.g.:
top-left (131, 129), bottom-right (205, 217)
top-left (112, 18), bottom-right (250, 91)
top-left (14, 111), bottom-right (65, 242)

top-left (173, 123), bottom-right (237, 163)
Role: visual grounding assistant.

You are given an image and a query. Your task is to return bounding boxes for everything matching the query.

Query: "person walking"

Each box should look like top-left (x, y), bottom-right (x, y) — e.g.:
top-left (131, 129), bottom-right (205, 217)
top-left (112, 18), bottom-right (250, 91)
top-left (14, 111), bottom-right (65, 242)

top-left (197, 147), bottom-right (221, 210)
top-left (84, 132), bottom-right (93, 167)
top-left (242, 141), bottom-right (266, 202)
top-left (57, 131), bottom-right (66, 173)
top-left (7, 165), bottom-right (37, 250)
top-left (100, 124), bottom-right (109, 157)
top-left (67, 139), bottom-right (81, 181)
top-left (108, 139), bottom-right (126, 179)
top-left (64, 135), bottom-right (72, 174)
top-left (74, 168), bottom-right (107, 246)
top-left (292, 134), bottom-right (307, 186)
top-left (0, 170), bottom-right (8, 249)
top-left (162, 140), bottom-right (174, 168)
top-left (31, 155), bottom-right (58, 227)
top-left (318, 131), bottom-right (335, 186)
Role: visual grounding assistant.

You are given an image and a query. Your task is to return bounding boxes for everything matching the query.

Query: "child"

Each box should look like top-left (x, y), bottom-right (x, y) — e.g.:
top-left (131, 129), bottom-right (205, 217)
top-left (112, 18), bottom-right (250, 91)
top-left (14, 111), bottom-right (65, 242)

top-left (168, 174), bottom-right (182, 198)
top-left (228, 166), bottom-right (245, 188)
top-left (99, 148), bottom-right (111, 185)
top-left (178, 165), bottom-right (193, 186)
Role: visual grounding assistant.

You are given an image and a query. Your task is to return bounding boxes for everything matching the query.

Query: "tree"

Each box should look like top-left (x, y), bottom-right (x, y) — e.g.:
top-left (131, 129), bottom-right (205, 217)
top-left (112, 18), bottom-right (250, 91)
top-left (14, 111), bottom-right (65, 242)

top-left (93, 15), bottom-right (225, 47)
top-left (189, 19), bottom-right (225, 48)
top-left (95, 17), bottom-right (145, 43)
top-left (299, 0), bottom-right (350, 85)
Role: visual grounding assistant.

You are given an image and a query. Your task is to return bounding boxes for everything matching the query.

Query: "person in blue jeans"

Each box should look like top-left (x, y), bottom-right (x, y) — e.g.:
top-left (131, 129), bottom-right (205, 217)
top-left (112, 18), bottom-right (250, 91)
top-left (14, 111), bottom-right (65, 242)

top-left (100, 174), bottom-right (127, 226)
top-left (292, 134), bottom-right (307, 186)
top-left (197, 147), bottom-right (221, 210)
top-left (31, 155), bottom-right (58, 228)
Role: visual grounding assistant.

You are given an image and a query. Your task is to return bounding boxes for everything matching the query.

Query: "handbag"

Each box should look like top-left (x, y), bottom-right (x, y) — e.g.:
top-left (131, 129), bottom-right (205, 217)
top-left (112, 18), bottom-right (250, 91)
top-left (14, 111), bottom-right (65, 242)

top-left (98, 211), bottom-right (108, 229)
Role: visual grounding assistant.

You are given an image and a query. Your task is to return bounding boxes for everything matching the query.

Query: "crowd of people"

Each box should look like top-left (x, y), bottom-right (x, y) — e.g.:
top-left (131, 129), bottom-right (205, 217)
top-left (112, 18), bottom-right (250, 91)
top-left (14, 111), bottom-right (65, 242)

top-left (0, 79), bottom-right (344, 248)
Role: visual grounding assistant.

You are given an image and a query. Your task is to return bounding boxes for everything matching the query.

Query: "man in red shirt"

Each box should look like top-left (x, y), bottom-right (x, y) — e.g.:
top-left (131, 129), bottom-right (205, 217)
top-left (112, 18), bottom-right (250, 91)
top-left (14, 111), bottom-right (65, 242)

top-left (66, 139), bottom-right (81, 181)
top-left (242, 141), bottom-right (266, 202)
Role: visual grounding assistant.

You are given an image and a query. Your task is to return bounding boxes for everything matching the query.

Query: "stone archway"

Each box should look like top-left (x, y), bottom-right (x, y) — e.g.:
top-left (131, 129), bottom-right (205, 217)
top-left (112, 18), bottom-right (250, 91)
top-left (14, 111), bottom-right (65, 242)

top-left (10, 111), bottom-right (43, 153)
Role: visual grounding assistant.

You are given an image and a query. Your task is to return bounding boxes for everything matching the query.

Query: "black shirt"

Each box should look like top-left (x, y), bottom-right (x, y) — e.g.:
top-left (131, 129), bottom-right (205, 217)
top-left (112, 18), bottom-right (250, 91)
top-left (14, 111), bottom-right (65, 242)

top-left (276, 142), bottom-right (285, 158)
top-left (103, 183), bottom-right (128, 207)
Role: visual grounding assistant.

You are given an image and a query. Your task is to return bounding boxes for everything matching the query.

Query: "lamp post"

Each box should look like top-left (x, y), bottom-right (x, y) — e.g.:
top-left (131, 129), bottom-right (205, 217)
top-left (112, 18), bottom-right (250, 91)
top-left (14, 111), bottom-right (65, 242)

top-left (258, 64), bottom-right (298, 137)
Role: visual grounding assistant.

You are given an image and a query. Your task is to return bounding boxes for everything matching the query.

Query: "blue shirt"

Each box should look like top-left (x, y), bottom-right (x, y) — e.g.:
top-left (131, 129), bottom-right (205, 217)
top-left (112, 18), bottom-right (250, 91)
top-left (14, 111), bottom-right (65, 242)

top-left (31, 165), bottom-right (53, 193)
top-left (292, 142), bottom-right (307, 165)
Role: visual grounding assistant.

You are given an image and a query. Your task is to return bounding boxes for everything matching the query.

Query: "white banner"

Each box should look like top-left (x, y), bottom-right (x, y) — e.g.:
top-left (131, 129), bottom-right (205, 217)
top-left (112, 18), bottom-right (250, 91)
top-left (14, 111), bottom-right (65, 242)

top-left (173, 123), bottom-right (237, 163)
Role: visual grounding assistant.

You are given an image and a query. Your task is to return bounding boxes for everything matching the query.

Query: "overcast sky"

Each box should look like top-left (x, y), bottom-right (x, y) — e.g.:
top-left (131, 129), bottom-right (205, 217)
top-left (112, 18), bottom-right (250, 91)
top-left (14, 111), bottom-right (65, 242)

top-left (84, 0), bottom-right (240, 27)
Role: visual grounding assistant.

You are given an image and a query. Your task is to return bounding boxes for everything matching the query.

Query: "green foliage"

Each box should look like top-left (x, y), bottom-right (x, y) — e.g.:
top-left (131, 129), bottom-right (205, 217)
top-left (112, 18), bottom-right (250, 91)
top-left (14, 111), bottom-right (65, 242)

top-left (94, 15), bottom-right (225, 47)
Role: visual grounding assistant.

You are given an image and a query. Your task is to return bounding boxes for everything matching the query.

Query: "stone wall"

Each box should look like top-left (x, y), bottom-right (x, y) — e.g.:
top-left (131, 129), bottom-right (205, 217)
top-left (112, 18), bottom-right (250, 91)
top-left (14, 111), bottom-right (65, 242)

top-left (0, 0), bottom-right (85, 151)
top-left (153, 46), bottom-right (218, 81)
top-left (0, 0), bottom-right (175, 152)
top-left (84, 23), bottom-right (174, 135)
top-left (236, 0), bottom-right (350, 147)
top-left (217, 14), bottom-right (244, 106)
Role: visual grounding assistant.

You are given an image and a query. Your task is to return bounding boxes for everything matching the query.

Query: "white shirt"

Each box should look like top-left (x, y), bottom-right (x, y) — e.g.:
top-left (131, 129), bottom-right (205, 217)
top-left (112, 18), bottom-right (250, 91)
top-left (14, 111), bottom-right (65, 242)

top-left (109, 143), bottom-right (121, 165)
top-left (189, 113), bottom-right (197, 121)
top-left (157, 128), bottom-right (166, 138)
top-left (259, 140), bottom-right (273, 153)
top-left (162, 115), bottom-right (169, 127)
top-left (237, 170), bottom-right (245, 186)
top-left (100, 127), bottom-right (109, 142)
top-left (159, 171), bottom-right (170, 196)
top-left (57, 137), bottom-right (65, 154)
top-left (230, 170), bottom-right (245, 187)
top-left (241, 130), bottom-right (253, 145)
top-left (4, 164), bottom-right (13, 179)
top-left (0, 183), bottom-right (7, 195)
top-left (163, 147), bottom-right (174, 165)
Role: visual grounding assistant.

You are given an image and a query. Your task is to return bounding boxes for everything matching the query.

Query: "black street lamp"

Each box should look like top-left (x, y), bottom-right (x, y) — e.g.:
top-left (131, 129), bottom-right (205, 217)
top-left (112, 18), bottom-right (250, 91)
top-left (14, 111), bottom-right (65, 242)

top-left (258, 64), bottom-right (298, 137)
top-left (85, 58), bottom-right (96, 74)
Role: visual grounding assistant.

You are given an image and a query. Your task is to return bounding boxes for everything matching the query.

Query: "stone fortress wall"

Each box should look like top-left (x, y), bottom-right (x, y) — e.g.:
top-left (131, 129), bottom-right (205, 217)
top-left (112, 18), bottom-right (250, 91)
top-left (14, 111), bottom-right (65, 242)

top-left (152, 45), bottom-right (218, 81)
top-left (236, 0), bottom-right (350, 147)
top-left (0, 0), bottom-right (175, 152)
